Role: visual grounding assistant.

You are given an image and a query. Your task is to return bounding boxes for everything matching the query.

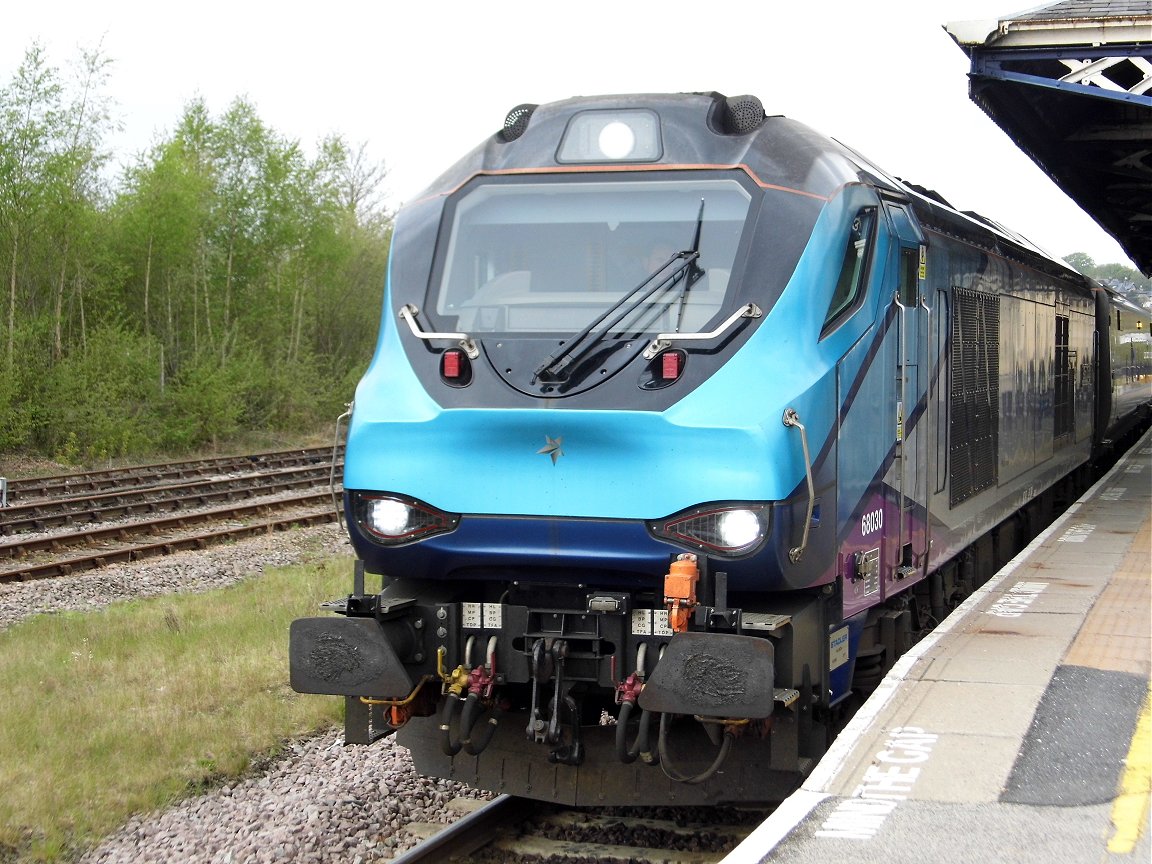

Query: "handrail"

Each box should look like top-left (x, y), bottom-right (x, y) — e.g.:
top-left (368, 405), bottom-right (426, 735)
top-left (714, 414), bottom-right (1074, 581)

top-left (782, 408), bottom-right (815, 563)
top-left (893, 292), bottom-right (909, 560)
top-left (398, 304), bottom-right (479, 359)
top-left (642, 303), bottom-right (762, 359)
top-left (330, 401), bottom-right (353, 531)
top-left (919, 294), bottom-right (933, 573)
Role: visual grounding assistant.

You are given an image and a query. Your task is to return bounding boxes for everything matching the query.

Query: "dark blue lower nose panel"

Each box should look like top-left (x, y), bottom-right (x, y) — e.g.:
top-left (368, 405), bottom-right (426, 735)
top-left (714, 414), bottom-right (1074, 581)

top-left (349, 512), bottom-right (674, 585)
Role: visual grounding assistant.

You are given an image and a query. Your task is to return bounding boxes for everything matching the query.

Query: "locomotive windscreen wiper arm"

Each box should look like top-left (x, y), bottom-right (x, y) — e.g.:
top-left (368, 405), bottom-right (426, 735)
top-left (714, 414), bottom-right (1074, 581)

top-left (673, 200), bottom-right (707, 333)
top-left (531, 252), bottom-right (697, 383)
top-left (533, 201), bottom-right (709, 385)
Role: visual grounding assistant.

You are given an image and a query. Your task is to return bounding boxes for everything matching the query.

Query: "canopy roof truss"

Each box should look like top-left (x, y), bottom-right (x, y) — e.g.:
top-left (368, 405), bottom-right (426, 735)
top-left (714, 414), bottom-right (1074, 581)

top-left (949, 4), bottom-right (1152, 274)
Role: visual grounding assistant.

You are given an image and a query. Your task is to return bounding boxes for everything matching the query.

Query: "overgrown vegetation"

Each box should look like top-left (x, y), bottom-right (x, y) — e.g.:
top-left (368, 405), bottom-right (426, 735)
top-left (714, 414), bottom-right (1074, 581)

top-left (0, 43), bottom-right (390, 463)
top-left (0, 551), bottom-right (349, 862)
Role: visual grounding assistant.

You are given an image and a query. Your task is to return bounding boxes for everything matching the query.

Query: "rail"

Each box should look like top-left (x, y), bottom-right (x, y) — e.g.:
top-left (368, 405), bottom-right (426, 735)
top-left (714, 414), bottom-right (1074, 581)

top-left (393, 796), bottom-right (761, 863)
top-left (0, 450), bottom-right (343, 583)
top-left (3, 446), bottom-right (341, 502)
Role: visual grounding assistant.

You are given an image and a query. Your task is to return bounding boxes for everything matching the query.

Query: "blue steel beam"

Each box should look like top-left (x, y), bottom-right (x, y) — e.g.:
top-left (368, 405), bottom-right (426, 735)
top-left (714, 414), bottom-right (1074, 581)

top-left (970, 46), bottom-right (1152, 108)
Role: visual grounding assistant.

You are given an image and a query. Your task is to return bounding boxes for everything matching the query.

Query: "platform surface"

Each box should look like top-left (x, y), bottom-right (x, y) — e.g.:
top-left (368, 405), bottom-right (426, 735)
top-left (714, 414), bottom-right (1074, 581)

top-left (724, 430), bottom-right (1152, 864)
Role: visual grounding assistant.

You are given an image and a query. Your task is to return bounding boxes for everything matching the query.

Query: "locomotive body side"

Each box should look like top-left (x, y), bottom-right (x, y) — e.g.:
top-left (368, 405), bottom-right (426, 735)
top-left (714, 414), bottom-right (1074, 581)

top-left (1102, 289), bottom-right (1152, 439)
top-left (289, 92), bottom-right (1150, 807)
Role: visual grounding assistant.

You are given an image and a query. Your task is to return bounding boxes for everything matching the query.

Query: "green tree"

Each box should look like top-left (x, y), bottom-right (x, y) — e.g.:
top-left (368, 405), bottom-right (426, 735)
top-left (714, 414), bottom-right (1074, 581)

top-left (39, 325), bottom-right (163, 460)
top-left (1095, 261), bottom-right (1150, 290)
top-left (116, 129), bottom-right (215, 375)
top-left (108, 98), bottom-right (392, 449)
top-left (307, 134), bottom-right (390, 375)
top-left (1063, 252), bottom-right (1151, 290)
top-left (2, 40), bottom-right (393, 459)
top-left (1062, 252), bottom-right (1095, 274)
top-left (0, 43), bottom-right (65, 369)
top-left (0, 43), bottom-right (116, 448)
top-left (48, 45), bottom-right (115, 359)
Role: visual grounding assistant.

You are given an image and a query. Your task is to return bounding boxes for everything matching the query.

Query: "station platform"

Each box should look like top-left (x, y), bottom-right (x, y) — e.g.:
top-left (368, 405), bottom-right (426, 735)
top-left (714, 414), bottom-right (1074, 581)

top-left (724, 430), bottom-right (1151, 864)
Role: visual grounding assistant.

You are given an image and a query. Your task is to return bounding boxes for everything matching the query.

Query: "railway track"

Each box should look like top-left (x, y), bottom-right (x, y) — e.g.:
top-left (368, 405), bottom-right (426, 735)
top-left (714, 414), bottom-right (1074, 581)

top-left (1, 463), bottom-right (336, 534)
top-left (2, 446), bottom-right (339, 502)
top-left (393, 795), bottom-right (763, 863)
top-left (0, 447), bottom-right (343, 583)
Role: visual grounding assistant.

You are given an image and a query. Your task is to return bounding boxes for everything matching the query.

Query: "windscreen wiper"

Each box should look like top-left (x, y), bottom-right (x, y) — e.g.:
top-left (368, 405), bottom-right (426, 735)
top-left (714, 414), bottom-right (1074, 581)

top-left (673, 200), bottom-right (706, 333)
top-left (533, 201), bottom-right (707, 384)
top-left (532, 252), bottom-right (697, 383)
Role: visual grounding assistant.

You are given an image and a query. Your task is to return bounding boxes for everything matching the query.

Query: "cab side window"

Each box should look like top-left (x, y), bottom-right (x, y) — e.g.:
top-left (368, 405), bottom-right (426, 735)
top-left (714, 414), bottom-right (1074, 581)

top-left (822, 207), bottom-right (876, 335)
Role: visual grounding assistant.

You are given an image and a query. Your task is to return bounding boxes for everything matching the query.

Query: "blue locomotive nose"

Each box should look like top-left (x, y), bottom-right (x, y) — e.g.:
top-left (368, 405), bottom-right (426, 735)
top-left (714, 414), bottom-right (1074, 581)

top-left (341, 352), bottom-right (833, 593)
top-left (343, 404), bottom-right (797, 522)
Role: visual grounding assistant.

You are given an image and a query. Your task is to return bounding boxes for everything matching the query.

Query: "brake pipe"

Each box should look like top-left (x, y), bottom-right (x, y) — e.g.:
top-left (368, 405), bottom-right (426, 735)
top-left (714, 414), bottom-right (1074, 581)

top-left (460, 693), bottom-right (499, 755)
top-left (656, 714), bottom-right (749, 783)
top-left (459, 636), bottom-right (501, 755)
top-left (615, 645), bottom-right (657, 764)
top-left (436, 645), bottom-right (474, 756)
top-left (438, 692), bottom-right (466, 756)
top-left (615, 698), bottom-right (657, 765)
top-left (358, 675), bottom-right (436, 728)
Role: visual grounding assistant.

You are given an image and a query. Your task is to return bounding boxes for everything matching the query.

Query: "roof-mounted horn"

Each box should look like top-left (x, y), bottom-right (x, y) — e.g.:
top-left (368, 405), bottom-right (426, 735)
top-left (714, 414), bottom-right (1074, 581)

top-left (711, 94), bottom-right (766, 135)
top-left (500, 104), bottom-right (538, 141)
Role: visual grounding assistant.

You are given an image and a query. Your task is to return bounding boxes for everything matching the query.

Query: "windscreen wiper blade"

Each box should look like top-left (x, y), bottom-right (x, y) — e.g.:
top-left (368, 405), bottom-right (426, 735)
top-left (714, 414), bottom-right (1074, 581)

top-left (673, 200), bottom-right (706, 333)
top-left (534, 201), bottom-right (709, 384)
top-left (532, 252), bottom-right (696, 383)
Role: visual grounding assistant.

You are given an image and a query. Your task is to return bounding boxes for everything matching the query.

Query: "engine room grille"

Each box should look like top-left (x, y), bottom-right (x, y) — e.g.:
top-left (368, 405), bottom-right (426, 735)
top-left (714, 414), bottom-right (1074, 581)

top-left (949, 288), bottom-right (1000, 506)
top-left (1054, 314), bottom-right (1073, 441)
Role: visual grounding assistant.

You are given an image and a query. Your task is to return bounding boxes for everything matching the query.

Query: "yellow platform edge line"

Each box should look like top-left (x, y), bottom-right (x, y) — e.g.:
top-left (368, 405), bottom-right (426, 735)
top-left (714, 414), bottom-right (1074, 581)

top-left (1108, 682), bottom-right (1152, 854)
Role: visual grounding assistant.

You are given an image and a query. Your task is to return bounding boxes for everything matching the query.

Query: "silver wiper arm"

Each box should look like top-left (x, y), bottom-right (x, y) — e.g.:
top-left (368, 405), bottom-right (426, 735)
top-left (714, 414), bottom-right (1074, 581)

top-left (641, 303), bottom-right (763, 359)
top-left (398, 304), bottom-right (479, 359)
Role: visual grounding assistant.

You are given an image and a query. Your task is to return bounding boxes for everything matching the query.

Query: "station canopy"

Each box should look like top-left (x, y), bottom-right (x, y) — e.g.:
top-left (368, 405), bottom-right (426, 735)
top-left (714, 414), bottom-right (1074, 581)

top-left (946, 1), bottom-right (1152, 275)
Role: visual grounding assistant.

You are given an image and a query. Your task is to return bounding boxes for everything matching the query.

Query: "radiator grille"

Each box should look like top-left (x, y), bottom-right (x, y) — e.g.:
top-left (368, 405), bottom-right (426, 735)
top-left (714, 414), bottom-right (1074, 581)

top-left (950, 288), bottom-right (1000, 506)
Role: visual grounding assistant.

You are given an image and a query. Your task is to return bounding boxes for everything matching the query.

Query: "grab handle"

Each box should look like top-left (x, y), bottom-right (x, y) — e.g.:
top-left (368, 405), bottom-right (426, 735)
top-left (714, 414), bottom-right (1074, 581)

top-left (399, 304), bottom-right (479, 359)
top-left (782, 408), bottom-right (815, 563)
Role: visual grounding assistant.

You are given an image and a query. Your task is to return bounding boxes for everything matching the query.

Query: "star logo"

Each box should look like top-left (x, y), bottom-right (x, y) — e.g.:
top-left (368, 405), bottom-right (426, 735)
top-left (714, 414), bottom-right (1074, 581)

top-left (537, 435), bottom-right (564, 465)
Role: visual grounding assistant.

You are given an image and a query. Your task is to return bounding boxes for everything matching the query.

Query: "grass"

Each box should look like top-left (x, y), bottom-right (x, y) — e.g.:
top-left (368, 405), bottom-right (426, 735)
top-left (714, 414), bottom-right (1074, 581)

top-left (0, 547), bottom-right (351, 862)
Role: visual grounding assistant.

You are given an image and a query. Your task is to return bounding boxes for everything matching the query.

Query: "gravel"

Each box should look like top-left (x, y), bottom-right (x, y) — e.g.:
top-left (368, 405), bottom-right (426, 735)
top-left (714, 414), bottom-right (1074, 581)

top-left (0, 521), bottom-right (348, 631)
top-left (78, 730), bottom-right (490, 864)
top-left (2, 522), bottom-right (490, 863)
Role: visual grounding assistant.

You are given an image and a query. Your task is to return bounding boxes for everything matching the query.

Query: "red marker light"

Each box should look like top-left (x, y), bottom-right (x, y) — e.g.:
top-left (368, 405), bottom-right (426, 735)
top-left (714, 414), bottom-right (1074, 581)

top-left (661, 350), bottom-right (682, 381)
top-left (442, 349), bottom-right (462, 379)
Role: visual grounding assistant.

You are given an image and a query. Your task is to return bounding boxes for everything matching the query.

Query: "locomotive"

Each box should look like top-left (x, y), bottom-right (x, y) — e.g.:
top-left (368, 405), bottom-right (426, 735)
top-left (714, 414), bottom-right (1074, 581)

top-left (290, 92), bottom-right (1151, 806)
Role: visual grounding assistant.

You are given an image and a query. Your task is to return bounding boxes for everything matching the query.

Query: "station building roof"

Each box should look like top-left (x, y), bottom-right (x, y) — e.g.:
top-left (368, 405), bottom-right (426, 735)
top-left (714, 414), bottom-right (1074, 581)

top-left (946, 1), bottom-right (1152, 275)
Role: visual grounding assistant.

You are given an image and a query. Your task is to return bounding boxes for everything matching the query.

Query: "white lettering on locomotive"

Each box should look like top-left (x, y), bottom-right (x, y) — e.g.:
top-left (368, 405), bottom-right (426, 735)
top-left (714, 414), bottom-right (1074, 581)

top-left (861, 509), bottom-right (884, 536)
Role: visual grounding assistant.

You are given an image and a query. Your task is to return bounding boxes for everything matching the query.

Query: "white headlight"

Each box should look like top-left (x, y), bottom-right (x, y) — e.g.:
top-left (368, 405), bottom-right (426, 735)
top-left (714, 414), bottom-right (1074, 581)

top-left (367, 498), bottom-right (411, 536)
top-left (598, 121), bottom-right (636, 159)
top-left (718, 509), bottom-right (763, 548)
top-left (356, 494), bottom-right (460, 546)
top-left (557, 109), bottom-right (662, 163)
top-left (650, 503), bottom-right (769, 556)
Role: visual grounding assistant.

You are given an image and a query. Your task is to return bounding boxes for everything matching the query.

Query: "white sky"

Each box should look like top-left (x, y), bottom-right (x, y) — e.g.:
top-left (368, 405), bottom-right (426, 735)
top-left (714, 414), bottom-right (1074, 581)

top-left (2, 0), bottom-right (1135, 267)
